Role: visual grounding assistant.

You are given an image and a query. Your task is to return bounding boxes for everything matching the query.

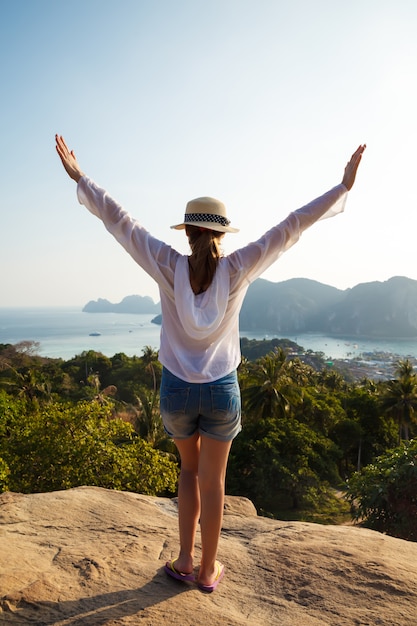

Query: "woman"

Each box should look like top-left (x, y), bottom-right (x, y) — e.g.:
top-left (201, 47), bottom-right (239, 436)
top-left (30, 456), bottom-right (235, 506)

top-left (55, 135), bottom-right (365, 592)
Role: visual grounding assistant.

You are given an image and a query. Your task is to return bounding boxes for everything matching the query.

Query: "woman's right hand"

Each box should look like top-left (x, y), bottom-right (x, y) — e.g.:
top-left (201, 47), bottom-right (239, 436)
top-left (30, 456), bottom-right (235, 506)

top-left (342, 144), bottom-right (366, 190)
top-left (55, 134), bottom-right (85, 182)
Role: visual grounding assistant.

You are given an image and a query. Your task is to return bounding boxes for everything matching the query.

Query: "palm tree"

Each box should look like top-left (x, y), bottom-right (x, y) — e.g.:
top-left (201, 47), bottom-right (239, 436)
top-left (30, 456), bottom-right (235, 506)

top-left (0, 365), bottom-right (49, 403)
top-left (396, 359), bottom-right (415, 378)
top-left (141, 345), bottom-right (159, 394)
top-left (317, 368), bottom-right (347, 392)
top-left (242, 348), bottom-right (300, 420)
top-left (135, 346), bottom-right (173, 449)
top-left (135, 388), bottom-right (158, 441)
top-left (380, 359), bottom-right (417, 442)
top-left (85, 372), bottom-right (117, 405)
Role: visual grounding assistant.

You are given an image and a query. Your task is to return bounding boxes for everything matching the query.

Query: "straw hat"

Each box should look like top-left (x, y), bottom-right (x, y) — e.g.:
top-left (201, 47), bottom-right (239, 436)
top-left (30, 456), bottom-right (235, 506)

top-left (170, 196), bottom-right (239, 233)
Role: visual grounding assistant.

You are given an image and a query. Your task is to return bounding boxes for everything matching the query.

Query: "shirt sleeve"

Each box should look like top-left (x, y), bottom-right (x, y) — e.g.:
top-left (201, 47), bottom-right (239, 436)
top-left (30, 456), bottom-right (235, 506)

top-left (227, 184), bottom-right (348, 286)
top-left (76, 176), bottom-right (178, 292)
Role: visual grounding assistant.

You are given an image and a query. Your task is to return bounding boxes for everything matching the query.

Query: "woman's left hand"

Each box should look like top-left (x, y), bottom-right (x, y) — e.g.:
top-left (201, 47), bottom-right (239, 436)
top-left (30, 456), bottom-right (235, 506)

top-left (55, 134), bottom-right (84, 183)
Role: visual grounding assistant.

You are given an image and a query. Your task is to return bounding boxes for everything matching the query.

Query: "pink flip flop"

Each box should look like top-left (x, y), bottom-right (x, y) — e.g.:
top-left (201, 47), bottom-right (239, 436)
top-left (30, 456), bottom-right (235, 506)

top-left (197, 561), bottom-right (225, 593)
top-left (164, 560), bottom-right (195, 582)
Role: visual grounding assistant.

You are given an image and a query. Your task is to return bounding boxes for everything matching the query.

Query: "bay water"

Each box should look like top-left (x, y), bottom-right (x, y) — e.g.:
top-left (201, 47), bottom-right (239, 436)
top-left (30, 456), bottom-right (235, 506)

top-left (1, 306), bottom-right (417, 362)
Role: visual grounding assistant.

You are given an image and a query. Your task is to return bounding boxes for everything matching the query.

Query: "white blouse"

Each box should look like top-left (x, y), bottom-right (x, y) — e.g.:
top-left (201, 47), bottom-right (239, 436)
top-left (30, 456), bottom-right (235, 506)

top-left (77, 177), bottom-right (347, 383)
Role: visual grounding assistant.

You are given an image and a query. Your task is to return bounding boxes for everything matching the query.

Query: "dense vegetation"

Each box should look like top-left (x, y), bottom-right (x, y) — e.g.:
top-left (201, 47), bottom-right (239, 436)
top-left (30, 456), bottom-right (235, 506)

top-left (0, 339), bottom-right (416, 541)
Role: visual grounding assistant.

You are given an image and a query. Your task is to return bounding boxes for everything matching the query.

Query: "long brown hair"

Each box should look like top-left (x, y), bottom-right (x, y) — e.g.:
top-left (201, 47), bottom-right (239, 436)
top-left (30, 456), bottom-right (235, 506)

top-left (186, 225), bottom-right (224, 294)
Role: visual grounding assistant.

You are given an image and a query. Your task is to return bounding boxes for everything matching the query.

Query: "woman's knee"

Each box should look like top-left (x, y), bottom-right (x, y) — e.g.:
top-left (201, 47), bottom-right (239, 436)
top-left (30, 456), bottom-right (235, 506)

top-left (198, 472), bottom-right (225, 495)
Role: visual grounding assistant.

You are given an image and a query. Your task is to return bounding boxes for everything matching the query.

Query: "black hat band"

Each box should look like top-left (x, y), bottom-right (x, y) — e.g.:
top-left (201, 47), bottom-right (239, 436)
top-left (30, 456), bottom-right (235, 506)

top-left (184, 213), bottom-right (231, 227)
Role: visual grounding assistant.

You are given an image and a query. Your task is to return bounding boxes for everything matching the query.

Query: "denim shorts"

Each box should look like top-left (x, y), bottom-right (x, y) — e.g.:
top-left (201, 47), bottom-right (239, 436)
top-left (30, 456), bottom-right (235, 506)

top-left (160, 367), bottom-right (242, 442)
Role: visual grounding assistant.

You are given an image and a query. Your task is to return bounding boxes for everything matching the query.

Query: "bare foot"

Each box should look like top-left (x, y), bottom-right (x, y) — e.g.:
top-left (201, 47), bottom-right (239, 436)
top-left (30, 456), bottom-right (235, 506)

top-left (167, 556), bottom-right (193, 576)
top-left (197, 561), bottom-right (224, 590)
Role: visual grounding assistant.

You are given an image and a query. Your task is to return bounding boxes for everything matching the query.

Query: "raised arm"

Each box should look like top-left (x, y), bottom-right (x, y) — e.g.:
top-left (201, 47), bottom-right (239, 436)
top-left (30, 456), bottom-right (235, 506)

top-left (55, 134), bottom-right (84, 182)
top-left (342, 144), bottom-right (366, 190)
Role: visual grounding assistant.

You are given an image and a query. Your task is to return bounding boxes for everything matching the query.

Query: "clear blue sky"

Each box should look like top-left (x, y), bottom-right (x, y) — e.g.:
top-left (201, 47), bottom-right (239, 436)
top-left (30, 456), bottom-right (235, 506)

top-left (1, 0), bottom-right (416, 306)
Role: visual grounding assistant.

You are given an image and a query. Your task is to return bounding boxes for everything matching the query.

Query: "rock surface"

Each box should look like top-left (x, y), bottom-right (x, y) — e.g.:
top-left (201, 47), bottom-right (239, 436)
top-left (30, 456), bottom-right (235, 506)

top-left (1, 486), bottom-right (416, 625)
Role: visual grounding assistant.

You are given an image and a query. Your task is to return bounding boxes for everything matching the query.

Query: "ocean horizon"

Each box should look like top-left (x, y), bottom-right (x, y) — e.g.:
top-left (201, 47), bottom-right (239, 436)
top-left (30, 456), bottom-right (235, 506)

top-left (1, 306), bottom-right (417, 362)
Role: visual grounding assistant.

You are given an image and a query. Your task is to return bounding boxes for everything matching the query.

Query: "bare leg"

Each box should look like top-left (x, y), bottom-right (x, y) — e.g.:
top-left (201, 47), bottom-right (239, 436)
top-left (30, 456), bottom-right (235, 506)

top-left (170, 432), bottom-right (201, 574)
top-left (197, 435), bottom-right (232, 587)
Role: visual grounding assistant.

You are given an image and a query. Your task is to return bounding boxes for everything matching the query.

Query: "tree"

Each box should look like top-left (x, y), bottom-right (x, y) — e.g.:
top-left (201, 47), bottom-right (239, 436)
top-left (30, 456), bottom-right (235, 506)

top-left (62, 351), bottom-right (114, 400)
top-left (109, 353), bottom-right (144, 404)
top-left (242, 349), bottom-right (300, 421)
top-left (0, 365), bottom-right (50, 403)
top-left (133, 387), bottom-right (172, 450)
top-left (0, 341), bottom-right (41, 368)
top-left (316, 368), bottom-right (348, 392)
top-left (379, 359), bottom-right (417, 442)
top-left (0, 396), bottom-right (178, 496)
top-left (141, 345), bottom-right (159, 393)
top-left (346, 439), bottom-right (417, 541)
top-left (228, 414), bottom-right (340, 515)
top-left (334, 382), bottom-right (397, 474)
top-left (0, 389), bottom-right (21, 492)
top-left (0, 457), bottom-right (9, 491)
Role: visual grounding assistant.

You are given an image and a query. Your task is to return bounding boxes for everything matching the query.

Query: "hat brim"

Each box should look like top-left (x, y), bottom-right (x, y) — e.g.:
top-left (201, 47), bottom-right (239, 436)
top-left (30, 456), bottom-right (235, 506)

top-left (170, 221), bottom-right (239, 233)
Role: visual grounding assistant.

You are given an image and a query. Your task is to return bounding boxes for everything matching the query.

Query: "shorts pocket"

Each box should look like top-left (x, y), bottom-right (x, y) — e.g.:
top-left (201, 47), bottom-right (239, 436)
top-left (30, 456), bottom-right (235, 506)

top-left (210, 383), bottom-right (241, 415)
top-left (160, 387), bottom-right (190, 415)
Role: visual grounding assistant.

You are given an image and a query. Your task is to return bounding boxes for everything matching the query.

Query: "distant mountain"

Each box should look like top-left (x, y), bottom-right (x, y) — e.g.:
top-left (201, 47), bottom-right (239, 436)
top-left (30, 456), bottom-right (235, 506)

top-left (83, 295), bottom-right (160, 314)
top-left (239, 276), bottom-right (417, 338)
top-left (240, 278), bottom-right (345, 333)
top-left (85, 276), bottom-right (417, 338)
top-left (321, 276), bottom-right (417, 337)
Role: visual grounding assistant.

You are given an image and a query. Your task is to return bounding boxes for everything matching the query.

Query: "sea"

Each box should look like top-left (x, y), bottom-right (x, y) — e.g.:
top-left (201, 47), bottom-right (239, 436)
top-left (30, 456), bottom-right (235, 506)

top-left (1, 306), bottom-right (417, 362)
